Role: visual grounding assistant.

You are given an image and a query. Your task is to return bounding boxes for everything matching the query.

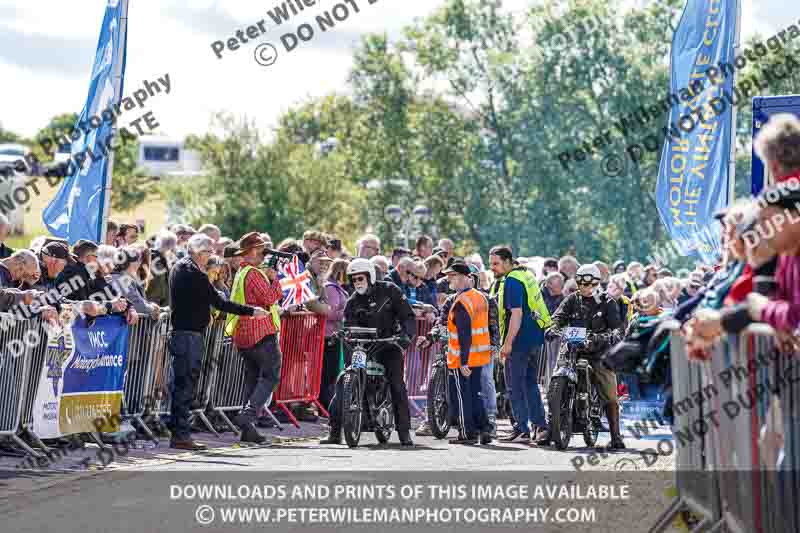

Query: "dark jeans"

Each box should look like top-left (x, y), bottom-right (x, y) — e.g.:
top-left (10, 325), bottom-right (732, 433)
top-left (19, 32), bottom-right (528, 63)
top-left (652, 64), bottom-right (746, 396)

top-left (320, 337), bottom-right (341, 411)
top-left (168, 331), bottom-right (205, 441)
top-left (510, 348), bottom-right (546, 432)
top-left (448, 366), bottom-right (488, 436)
top-left (239, 334), bottom-right (282, 424)
top-left (328, 348), bottom-right (411, 433)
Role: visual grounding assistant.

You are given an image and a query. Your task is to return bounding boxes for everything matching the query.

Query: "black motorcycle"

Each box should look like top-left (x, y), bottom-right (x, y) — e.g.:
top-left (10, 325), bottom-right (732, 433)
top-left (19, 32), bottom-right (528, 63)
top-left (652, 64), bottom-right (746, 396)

top-left (338, 327), bottom-right (402, 448)
top-left (547, 326), bottom-right (603, 450)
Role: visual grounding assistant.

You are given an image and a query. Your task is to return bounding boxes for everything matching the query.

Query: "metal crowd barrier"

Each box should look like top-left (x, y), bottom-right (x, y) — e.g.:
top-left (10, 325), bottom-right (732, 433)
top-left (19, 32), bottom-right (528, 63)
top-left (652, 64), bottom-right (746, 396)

top-left (404, 317), bottom-right (436, 417)
top-left (0, 314), bottom-right (48, 457)
top-left (121, 313), bottom-right (170, 443)
top-left (208, 335), bottom-right (248, 435)
top-left (650, 322), bottom-right (800, 533)
top-left (273, 312), bottom-right (328, 428)
top-left (187, 319), bottom-right (226, 436)
top-left (536, 337), bottom-right (561, 393)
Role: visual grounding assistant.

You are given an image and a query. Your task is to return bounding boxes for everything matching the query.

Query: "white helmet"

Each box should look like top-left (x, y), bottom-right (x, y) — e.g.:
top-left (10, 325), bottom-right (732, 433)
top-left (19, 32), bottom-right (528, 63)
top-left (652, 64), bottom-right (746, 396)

top-left (575, 264), bottom-right (602, 284)
top-left (347, 257), bottom-right (376, 284)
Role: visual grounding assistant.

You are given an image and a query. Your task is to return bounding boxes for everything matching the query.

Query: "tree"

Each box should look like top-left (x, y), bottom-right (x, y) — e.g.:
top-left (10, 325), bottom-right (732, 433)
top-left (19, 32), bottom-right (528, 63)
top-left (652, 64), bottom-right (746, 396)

top-left (0, 123), bottom-right (20, 144)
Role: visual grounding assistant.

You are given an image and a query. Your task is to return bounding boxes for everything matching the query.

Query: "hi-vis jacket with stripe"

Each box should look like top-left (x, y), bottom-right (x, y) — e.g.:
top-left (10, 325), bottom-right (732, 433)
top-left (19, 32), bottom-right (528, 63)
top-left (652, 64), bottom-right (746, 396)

top-left (447, 288), bottom-right (492, 369)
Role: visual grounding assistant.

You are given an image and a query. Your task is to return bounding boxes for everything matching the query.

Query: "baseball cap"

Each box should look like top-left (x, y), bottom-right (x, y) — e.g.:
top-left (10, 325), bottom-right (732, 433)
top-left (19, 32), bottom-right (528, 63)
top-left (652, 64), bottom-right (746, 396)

top-left (442, 259), bottom-right (471, 276)
top-left (41, 241), bottom-right (75, 263)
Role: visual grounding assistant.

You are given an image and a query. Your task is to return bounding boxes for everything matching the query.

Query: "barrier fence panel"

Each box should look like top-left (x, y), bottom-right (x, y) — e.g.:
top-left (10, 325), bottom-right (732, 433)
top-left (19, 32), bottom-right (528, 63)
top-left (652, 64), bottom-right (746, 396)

top-left (16, 317), bottom-right (51, 455)
top-left (122, 313), bottom-right (169, 443)
top-left (149, 317), bottom-right (174, 424)
top-left (208, 335), bottom-right (247, 435)
top-left (275, 312), bottom-right (327, 428)
top-left (189, 319), bottom-right (226, 436)
top-left (649, 323), bottom-right (720, 533)
top-left (0, 314), bottom-right (46, 457)
top-left (404, 317), bottom-right (435, 418)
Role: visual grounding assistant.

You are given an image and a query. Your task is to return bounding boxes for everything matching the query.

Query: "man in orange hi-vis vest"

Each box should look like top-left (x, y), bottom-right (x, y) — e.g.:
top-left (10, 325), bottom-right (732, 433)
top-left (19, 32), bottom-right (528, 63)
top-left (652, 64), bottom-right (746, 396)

top-left (444, 259), bottom-right (492, 445)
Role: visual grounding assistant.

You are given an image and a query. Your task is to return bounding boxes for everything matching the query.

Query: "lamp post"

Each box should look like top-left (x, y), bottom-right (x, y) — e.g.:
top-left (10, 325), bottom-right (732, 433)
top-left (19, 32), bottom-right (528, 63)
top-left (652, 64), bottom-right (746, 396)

top-left (384, 204), bottom-right (432, 249)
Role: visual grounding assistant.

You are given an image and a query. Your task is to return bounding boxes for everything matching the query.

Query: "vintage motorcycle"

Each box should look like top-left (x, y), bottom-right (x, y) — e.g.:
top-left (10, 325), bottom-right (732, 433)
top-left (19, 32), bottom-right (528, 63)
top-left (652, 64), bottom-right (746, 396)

top-left (547, 326), bottom-right (604, 450)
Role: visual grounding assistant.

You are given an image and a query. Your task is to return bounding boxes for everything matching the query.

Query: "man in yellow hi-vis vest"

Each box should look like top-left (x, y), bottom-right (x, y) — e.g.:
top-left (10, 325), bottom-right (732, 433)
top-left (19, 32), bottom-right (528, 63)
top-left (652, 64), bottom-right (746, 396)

top-left (444, 259), bottom-right (493, 445)
top-left (489, 246), bottom-right (551, 443)
top-left (226, 232), bottom-right (284, 445)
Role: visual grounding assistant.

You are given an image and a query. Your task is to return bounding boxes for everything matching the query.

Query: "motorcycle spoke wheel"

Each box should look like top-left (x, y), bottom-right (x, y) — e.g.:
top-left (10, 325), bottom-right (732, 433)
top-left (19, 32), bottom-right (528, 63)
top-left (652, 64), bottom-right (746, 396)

top-left (342, 373), bottom-right (362, 448)
top-left (427, 365), bottom-right (450, 439)
top-left (549, 377), bottom-right (573, 451)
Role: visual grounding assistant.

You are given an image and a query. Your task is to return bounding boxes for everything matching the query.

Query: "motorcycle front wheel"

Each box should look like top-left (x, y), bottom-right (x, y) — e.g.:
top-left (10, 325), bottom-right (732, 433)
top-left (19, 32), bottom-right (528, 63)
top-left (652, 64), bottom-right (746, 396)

top-left (583, 385), bottom-right (601, 447)
top-left (375, 383), bottom-right (394, 444)
top-left (341, 372), bottom-right (363, 448)
top-left (549, 376), bottom-right (573, 451)
top-left (427, 364), bottom-right (450, 439)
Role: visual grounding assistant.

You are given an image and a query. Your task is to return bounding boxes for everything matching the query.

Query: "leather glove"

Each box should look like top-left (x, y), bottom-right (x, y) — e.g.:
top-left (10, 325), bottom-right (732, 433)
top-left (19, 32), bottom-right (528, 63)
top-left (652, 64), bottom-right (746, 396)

top-left (396, 335), bottom-right (412, 351)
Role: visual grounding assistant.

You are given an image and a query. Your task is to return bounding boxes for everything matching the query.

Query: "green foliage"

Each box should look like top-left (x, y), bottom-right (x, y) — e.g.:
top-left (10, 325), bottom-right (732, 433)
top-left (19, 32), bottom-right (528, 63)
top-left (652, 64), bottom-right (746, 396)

top-left (0, 123), bottom-right (20, 144)
top-left (163, 0), bottom-right (800, 264)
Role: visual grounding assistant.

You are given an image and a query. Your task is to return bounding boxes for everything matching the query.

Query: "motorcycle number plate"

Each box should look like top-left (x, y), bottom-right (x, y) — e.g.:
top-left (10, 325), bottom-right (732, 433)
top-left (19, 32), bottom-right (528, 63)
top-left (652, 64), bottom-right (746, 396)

top-left (565, 327), bottom-right (587, 342)
top-left (352, 350), bottom-right (367, 369)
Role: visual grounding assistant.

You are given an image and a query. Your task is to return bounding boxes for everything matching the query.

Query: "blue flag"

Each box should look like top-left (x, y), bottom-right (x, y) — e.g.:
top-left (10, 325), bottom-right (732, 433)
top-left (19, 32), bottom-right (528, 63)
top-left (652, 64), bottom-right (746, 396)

top-left (655, 0), bottom-right (738, 262)
top-left (43, 0), bottom-right (128, 244)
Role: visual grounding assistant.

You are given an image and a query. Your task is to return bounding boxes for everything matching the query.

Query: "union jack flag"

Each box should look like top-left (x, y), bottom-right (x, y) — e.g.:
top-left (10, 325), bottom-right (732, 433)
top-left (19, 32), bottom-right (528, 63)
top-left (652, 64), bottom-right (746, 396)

top-left (278, 255), bottom-right (315, 307)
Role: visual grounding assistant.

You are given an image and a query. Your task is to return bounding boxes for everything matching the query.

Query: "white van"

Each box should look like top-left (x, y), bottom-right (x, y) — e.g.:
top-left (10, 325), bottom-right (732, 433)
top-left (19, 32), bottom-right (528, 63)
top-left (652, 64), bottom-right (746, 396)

top-left (137, 136), bottom-right (205, 178)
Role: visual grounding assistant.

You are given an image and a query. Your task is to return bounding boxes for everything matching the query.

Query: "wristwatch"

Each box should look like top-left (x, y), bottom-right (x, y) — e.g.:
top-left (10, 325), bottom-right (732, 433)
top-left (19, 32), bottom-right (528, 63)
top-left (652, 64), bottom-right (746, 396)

top-left (105, 302), bottom-right (113, 315)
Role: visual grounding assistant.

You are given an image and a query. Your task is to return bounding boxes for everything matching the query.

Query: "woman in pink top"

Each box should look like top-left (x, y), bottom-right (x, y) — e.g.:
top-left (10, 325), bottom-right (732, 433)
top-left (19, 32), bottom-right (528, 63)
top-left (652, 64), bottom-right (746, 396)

top-left (319, 259), bottom-right (350, 411)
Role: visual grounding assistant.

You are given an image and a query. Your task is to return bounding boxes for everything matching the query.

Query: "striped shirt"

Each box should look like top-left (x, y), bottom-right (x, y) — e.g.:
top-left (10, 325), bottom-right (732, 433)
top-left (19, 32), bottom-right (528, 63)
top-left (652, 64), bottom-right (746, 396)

top-left (233, 269), bottom-right (284, 350)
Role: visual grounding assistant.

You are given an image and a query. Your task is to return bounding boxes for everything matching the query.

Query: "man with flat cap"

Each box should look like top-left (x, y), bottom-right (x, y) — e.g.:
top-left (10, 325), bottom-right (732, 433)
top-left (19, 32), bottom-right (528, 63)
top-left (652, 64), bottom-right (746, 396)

top-left (224, 232), bottom-right (284, 444)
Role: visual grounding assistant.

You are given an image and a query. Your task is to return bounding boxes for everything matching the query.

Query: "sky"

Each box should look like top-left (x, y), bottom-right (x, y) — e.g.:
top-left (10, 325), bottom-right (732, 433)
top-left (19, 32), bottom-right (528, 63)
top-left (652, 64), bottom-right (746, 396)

top-left (0, 0), bottom-right (786, 142)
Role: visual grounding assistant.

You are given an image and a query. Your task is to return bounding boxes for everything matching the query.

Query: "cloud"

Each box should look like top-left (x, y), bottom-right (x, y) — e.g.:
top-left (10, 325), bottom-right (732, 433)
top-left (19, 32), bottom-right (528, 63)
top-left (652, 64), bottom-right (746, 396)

top-left (0, 27), bottom-right (95, 76)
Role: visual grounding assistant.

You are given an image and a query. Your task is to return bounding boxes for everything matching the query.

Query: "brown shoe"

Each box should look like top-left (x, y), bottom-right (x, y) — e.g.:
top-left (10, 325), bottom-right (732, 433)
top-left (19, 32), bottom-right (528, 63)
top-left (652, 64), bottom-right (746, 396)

top-left (170, 438), bottom-right (208, 451)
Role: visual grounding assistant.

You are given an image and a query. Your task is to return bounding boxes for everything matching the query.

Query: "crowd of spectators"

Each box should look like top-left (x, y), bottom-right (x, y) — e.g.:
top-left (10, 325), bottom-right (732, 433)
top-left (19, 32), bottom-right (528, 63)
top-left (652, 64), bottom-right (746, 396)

top-left (2, 114), bottom-right (798, 446)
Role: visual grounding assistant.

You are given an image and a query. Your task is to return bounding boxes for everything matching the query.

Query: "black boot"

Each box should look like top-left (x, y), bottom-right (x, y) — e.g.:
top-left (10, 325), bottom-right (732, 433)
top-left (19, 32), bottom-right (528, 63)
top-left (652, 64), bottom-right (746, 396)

top-left (605, 404), bottom-right (626, 450)
top-left (398, 430), bottom-right (414, 447)
top-left (535, 423), bottom-right (551, 446)
top-left (320, 423), bottom-right (342, 445)
top-left (240, 423), bottom-right (268, 445)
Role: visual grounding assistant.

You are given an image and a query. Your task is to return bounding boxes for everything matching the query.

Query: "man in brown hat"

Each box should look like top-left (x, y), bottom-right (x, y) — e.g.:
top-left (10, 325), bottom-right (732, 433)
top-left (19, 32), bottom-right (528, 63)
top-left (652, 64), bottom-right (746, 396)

top-left (225, 232), bottom-right (285, 444)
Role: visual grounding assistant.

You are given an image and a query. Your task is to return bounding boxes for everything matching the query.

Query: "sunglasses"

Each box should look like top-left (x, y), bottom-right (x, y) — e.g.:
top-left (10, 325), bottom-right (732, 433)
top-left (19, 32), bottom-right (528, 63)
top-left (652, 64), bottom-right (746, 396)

top-left (575, 274), bottom-right (598, 285)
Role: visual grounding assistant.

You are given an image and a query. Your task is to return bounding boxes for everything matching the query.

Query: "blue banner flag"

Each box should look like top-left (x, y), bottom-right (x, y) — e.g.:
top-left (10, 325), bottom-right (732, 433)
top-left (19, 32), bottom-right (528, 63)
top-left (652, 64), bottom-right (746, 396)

top-left (655, 0), bottom-right (738, 262)
top-left (43, 0), bottom-right (128, 244)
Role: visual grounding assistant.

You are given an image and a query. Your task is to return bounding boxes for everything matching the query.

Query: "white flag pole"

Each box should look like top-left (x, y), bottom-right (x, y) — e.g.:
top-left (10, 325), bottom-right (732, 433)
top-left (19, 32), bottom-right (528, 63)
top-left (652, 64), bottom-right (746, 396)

top-left (99, 0), bottom-right (129, 245)
top-left (727, 0), bottom-right (741, 205)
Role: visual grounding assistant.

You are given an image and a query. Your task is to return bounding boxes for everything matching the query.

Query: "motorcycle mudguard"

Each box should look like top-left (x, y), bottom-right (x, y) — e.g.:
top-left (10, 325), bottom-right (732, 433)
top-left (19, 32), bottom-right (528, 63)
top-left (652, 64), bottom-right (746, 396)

top-left (552, 365), bottom-right (578, 384)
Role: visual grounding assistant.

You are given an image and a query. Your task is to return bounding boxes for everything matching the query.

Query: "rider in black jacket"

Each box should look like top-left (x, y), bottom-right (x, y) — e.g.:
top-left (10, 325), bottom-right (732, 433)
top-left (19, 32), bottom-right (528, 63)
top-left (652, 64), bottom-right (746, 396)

top-left (320, 258), bottom-right (417, 446)
top-left (537, 264), bottom-right (625, 450)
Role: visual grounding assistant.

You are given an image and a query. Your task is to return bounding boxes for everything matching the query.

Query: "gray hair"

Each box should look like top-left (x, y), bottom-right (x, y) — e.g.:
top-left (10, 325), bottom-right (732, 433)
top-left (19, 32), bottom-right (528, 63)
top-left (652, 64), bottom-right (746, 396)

top-left (397, 256), bottom-right (415, 272)
top-left (155, 230), bottom-right (178, 251)
top-left (371, 255), bottom-right (389, 272)
top-left (609, 273), bottom-right (627, 290)
top-left (198, 224), bottom-right (221, 239)
top-left (96, 244), bottom-right (117, 270)
top-left (545, 271), bottom-right (564, 285)
top-left (9, 249), bottom-right (37, 269)
top-left (187, 234), bottom-right (214, 255)
top-left (754, 113), bottom-right (800, 174)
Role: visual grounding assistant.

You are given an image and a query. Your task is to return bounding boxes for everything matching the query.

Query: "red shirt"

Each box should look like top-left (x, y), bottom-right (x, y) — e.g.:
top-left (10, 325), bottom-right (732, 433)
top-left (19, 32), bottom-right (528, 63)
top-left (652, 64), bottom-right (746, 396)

top-left (233, 268), bottom-right (284, 349)
top-left (724, 264), bottom-right (753, 306)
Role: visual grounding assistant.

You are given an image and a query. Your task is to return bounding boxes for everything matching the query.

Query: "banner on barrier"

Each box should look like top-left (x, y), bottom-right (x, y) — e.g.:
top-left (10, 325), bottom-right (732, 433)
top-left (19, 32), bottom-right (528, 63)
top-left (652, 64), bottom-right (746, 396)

top-left (32, 315), bottom-right (129, 438)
